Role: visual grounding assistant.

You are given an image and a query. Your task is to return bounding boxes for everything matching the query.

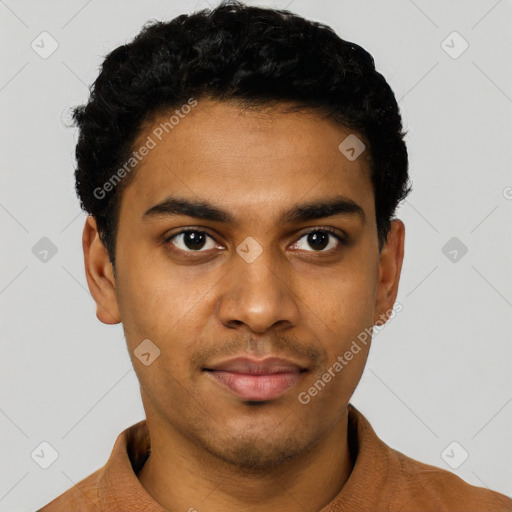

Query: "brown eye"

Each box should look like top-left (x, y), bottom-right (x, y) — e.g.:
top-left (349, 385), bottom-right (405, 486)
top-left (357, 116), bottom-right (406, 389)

top-left (293, 229), bottom-right (344, 252)
top-left (166, 230), bottom-right (218, 252)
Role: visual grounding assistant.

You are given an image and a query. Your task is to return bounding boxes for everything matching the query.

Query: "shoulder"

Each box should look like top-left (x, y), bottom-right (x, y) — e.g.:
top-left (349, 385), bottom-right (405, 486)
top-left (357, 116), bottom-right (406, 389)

top-left (347, 405), bottom-right (512, 512)
top-left (35, 419), bottom-right (150, 511)
top-left (36, 466), bottom-right (104, 511)
top-left (388, 447), bottom-right (512, 511)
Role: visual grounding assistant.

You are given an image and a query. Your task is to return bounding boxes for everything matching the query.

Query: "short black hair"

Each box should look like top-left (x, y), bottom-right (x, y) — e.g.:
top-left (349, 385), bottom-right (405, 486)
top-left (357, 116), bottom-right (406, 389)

top-left (72, 0), bottom-right (410, 268)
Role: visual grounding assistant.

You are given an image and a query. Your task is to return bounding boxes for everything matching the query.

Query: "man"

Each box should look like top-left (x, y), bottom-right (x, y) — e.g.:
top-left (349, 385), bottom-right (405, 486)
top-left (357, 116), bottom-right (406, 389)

top-left (39, 1), bottom-right (512, 510)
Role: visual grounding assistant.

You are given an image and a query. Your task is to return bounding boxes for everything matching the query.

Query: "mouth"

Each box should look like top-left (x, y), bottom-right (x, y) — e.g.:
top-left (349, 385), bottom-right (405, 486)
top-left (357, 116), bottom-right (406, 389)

top-left (203, 356), bottom-right (308, 401)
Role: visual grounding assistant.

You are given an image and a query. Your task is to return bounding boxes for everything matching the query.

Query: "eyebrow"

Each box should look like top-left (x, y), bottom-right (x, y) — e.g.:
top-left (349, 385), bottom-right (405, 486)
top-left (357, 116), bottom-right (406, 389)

top-left (143, 195), bottom-right (366, 225)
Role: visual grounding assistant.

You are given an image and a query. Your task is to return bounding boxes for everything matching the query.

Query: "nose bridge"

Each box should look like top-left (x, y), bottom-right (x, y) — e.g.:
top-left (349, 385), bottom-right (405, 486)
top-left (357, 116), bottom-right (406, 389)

top-left (217, 238), bottom-right (299, 332)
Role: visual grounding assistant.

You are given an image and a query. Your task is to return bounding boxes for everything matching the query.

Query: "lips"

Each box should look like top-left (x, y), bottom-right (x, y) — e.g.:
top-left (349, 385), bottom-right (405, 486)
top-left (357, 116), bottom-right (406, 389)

top-left (204, 356), bottom-right (307, 401)
top-left (206, 357), bottom-right (306, 374)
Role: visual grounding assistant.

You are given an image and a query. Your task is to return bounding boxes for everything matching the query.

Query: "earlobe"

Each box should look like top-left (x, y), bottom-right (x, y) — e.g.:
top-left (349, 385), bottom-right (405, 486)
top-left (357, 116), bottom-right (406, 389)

top-left (374, 219), bottom-right (405, 325)
top-left (82, 216), bottom-right (121, 324)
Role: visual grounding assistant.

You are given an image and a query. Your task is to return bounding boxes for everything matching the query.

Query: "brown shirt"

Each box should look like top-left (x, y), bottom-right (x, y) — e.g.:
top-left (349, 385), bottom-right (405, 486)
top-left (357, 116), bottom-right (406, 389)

top-left (38, 404), bottom-right (512, 511)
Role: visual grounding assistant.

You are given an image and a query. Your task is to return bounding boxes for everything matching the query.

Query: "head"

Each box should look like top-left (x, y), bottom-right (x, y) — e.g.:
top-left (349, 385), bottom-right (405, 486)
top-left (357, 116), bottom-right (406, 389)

top-left (78, 1), bottom-right (410, 470)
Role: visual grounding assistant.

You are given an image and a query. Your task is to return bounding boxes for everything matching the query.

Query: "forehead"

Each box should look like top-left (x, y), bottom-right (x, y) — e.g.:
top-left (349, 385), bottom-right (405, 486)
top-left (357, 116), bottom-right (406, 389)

top-left (120, 99), bottom-right (374, 223)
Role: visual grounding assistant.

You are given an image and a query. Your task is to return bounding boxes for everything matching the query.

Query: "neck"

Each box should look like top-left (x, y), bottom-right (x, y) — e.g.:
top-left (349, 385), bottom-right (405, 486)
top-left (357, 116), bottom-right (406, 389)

top-left (137, 408), bottom-right (353, 512)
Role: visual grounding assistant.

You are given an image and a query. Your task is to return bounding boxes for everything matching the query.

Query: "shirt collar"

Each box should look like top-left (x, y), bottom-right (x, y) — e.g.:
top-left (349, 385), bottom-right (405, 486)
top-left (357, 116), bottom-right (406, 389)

top-left (95, 403), bottom-right (392, 510)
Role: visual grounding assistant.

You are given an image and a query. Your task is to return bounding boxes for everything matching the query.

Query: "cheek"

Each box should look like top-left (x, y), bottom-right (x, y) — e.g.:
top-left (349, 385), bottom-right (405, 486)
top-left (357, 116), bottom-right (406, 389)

top-left (297, 274), bottom-right (375, 411)
top-left (116, 249), bottom-right (200, 335)
top-left (300, 259), bottom-right (378, 335)
top-left (117, 269), bottom-right (205, 413)
top-left (297, 254), bottom-right (378, 390)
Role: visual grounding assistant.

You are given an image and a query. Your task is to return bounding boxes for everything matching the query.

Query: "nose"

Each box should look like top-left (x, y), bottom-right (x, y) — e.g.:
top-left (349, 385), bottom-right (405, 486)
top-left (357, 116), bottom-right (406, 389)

top-left (216, 244), bottom-right (300, 334)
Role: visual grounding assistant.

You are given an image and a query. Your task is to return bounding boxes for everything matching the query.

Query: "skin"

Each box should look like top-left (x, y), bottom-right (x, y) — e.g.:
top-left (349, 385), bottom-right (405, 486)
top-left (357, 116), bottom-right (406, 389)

top-left (83, 98), bottom-right (405, 511)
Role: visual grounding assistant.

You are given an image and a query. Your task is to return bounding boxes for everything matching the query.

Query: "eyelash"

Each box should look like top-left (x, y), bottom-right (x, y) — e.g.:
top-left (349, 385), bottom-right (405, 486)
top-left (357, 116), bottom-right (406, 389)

top-left (163, 227), bottom-right (347, 255)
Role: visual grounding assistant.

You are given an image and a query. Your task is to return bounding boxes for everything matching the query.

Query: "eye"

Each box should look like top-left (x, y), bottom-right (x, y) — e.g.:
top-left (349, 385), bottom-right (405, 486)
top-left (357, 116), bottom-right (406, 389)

top-left (165, 229), bottom-right (219, 252)
top-left (292, 228), bottom-right (345, 253)
top-left (164, 227), bottom-right (346, 255)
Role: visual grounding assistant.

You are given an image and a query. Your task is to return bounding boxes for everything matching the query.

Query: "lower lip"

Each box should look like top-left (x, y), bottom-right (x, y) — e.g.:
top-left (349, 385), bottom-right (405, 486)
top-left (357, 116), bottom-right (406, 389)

top-left (206, 370), bottom-right (304, 401)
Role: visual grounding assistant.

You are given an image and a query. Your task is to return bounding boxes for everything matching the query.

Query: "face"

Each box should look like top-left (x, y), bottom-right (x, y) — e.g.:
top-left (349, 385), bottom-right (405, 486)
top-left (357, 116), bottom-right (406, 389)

top-left (84, 99), bottom-right (404, 470)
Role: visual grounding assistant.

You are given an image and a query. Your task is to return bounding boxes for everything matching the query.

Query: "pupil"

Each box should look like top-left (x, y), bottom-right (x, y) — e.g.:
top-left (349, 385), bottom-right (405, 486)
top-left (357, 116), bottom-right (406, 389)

top-left (308, 231), bottom-right (328, 251)
top-left (185, 231), bottom-right (206, 250)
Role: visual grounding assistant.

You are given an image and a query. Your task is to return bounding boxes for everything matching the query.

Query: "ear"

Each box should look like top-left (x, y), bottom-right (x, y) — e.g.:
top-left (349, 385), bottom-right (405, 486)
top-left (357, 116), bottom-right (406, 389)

top-left (82, 216), bottom-right (121, 324)
top-left (373, 219), bottom-right (405, 326)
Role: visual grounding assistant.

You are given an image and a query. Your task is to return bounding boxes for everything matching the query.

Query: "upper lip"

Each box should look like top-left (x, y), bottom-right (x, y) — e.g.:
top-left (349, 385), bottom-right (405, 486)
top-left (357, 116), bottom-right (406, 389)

top-left (204, 356), bottom-right (307, 375)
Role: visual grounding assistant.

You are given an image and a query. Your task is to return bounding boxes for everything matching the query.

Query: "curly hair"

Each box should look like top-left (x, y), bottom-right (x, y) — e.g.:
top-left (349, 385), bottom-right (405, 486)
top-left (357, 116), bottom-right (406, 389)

top-left (72, 0), bottom-right (411, 267)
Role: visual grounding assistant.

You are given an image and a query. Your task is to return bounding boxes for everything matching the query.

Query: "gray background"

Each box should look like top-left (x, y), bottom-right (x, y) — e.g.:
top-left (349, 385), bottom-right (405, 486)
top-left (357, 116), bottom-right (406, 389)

top-left (1, 0), bottom-right (511, 510)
